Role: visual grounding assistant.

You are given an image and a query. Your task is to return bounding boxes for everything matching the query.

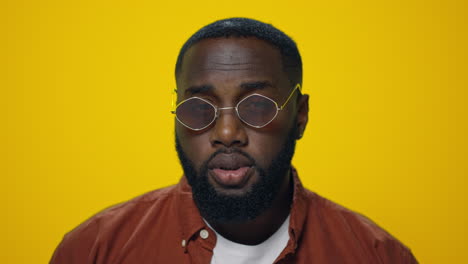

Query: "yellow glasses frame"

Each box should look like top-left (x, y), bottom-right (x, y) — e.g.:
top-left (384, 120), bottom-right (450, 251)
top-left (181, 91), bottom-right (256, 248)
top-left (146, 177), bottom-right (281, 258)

top-left (171, 83), bottom-right (301, 130)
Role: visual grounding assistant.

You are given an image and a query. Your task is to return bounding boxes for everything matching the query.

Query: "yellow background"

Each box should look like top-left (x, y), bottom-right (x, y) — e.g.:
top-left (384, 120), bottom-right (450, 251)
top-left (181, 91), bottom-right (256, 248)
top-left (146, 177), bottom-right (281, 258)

top-left (2, 0), bottom-right (467, 263)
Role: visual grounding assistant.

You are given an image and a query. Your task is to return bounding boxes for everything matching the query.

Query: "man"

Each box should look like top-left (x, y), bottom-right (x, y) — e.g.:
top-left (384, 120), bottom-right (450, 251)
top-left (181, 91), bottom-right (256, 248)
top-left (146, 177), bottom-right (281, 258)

top-left (51, 18), bottom-right (417, 263)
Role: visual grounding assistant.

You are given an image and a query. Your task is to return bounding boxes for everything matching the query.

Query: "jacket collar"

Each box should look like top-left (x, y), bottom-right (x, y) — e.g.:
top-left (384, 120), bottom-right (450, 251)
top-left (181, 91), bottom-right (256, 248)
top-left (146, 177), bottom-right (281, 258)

top-left (175, 167), bottom-right (310, 252)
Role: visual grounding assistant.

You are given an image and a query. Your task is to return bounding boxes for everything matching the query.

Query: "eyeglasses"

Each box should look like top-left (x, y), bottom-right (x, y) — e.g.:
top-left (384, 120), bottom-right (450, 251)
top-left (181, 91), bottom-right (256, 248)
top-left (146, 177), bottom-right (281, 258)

top-left (171, 84), bottom-right (301, 131)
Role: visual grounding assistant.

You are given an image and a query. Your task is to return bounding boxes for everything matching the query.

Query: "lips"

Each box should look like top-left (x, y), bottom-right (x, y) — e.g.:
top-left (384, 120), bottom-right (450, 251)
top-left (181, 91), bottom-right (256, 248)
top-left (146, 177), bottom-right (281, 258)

top-left (207, 153), bottom-right (254, 187)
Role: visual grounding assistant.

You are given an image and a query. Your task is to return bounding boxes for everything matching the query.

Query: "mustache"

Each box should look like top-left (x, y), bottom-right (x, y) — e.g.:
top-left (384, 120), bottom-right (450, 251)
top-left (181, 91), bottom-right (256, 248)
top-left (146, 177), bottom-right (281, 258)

top-left (202, 148), bottom-right (257, 170)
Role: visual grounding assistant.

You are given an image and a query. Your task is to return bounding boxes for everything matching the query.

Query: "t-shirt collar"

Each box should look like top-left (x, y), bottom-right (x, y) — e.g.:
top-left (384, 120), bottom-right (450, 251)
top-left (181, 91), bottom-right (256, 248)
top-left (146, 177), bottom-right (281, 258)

top-left (175, 167), bottom-right (310, 253)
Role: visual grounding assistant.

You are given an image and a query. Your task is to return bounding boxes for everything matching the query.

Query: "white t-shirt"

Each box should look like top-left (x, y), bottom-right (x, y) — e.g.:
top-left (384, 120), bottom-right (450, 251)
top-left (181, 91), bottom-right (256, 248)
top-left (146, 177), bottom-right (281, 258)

top-left (206, 215), bottom-right (290, 264)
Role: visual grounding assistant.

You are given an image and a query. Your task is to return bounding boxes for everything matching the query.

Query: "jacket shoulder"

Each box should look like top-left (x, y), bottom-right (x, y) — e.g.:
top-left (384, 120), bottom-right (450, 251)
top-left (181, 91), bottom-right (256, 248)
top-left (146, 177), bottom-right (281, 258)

top-left (302, 190), bottom-right (418, 263)
top-left (50, 185), bottom-right (179, 264)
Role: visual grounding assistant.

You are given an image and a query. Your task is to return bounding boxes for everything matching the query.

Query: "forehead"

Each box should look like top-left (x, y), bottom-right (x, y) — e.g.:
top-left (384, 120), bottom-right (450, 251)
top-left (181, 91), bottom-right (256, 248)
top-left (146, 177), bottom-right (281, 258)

top-left (177, 37), bottom-right (288, 92)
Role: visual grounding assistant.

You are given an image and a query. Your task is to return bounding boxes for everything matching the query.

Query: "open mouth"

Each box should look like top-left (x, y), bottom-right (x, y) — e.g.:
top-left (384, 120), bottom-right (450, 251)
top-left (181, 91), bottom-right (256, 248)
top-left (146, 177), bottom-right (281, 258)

top-left (210, 166), bottom-right (253, 187)
top-left (207, 153), bottom-right (254, 188)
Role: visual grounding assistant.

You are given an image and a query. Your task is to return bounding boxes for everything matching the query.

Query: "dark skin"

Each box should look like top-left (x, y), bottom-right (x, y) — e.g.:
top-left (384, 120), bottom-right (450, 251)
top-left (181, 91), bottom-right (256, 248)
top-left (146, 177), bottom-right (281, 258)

top-left (176, 37), bottom-right (309, 245)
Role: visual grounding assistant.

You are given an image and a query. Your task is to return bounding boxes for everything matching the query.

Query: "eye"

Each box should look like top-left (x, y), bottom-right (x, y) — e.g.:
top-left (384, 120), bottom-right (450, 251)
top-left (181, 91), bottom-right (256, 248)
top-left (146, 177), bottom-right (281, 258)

top-left (240, 95), bottom-right (275, 112)
top-left (192, 102), bottom-right (213, 112)
top-left (246, 101), bottom-right (269, 110)
top-left (177, 98), bottom-right (215, 116)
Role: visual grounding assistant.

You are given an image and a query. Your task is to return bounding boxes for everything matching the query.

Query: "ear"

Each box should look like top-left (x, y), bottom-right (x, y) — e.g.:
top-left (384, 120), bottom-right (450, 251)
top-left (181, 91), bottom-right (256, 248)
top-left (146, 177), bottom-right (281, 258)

top-left (296, 94), bottom-right (309, 140)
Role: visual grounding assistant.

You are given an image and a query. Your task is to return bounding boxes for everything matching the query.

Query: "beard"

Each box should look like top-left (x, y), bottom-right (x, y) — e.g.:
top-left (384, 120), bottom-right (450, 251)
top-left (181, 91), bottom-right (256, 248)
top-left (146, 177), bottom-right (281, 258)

top-left (175, 125), bottom-right (298, 224)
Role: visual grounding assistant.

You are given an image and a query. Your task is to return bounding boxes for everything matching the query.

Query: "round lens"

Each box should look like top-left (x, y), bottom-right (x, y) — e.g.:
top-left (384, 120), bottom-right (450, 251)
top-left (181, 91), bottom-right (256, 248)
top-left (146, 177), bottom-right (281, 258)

top-left (176, 98), bottom-right (216, 130)
top-left (237, 95), bottom-right (278, 127)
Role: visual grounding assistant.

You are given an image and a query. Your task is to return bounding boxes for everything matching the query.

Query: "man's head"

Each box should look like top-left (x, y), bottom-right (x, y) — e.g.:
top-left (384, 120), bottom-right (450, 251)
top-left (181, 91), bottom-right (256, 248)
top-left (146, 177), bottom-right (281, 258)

top-left (175, 17), bottom-right (302, 86)
top-left (173, 18), bottom-right (309, 224)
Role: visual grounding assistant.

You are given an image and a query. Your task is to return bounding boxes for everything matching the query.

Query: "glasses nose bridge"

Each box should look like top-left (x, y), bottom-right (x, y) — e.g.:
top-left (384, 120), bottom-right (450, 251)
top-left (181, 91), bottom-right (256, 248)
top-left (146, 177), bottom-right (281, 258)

top-left (215, 105), bottom-right (238, 118)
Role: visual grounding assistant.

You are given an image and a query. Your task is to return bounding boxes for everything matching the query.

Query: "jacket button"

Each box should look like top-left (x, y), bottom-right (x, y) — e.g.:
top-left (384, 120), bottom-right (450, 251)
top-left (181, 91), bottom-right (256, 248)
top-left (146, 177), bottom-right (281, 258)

top-left (200, 229), bottom-right (209, 239)
top-left (181, 239), bottom-right (186, 247)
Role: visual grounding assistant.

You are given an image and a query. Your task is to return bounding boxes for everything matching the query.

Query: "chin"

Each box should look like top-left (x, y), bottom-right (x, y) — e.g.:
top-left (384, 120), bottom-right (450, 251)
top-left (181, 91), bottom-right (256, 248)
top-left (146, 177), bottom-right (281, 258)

top-left (209, 179), bottom-right (255, 197)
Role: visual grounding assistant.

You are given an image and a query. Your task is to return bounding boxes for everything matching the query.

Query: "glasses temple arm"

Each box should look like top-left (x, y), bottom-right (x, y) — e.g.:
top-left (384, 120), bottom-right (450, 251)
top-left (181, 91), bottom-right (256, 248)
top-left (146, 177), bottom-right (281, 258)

top-left (279, 84), bottom-right (301, 110)
top-left (171, 88), bottom-right (177, 113)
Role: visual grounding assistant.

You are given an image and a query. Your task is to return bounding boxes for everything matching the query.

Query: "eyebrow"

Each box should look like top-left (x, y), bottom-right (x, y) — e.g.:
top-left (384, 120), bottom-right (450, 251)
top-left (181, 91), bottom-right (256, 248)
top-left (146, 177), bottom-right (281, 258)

top-left (184, 84), bottom-right (214, 96)
top-left (183, 81), bottom-right (274, 96)
top-left (240, 81), bottom-right (274, 90)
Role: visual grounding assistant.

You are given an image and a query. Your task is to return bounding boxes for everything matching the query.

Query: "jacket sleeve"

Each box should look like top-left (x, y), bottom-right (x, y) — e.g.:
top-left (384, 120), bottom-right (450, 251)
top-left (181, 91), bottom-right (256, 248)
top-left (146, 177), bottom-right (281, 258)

top-left (376, 238), bottom-right (418, 264)
top-left (50, 219), bottom-right (101, 264)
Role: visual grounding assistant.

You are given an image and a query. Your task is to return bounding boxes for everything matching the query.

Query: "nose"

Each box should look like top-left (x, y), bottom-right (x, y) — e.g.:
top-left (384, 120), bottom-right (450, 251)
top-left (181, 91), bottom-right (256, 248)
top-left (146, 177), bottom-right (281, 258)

top-left (209, 108), bottom-right (248, 148)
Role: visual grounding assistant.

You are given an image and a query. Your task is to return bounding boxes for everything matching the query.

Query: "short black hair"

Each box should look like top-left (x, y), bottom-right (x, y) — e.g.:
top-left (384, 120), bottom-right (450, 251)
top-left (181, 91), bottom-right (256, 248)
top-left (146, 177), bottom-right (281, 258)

top-left (175, 17), bottom-right (302, 86)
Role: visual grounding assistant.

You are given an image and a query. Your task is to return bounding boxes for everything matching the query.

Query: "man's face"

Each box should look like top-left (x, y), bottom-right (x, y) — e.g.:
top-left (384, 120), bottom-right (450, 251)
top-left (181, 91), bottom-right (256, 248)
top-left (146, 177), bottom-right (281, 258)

top-left (175, 37), bottom-right (308, 223)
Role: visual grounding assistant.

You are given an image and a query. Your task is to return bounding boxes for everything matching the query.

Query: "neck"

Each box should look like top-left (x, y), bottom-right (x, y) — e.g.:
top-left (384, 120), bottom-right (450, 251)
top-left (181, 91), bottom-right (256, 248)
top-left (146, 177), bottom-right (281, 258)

top-left (207, 170), bottom-right (293, 245)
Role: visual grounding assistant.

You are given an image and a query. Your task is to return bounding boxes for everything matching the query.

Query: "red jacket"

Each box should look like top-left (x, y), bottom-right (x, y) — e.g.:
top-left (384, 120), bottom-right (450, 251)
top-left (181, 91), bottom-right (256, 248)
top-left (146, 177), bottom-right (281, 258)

top-left (51, 169), bottom-right (417, 263)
